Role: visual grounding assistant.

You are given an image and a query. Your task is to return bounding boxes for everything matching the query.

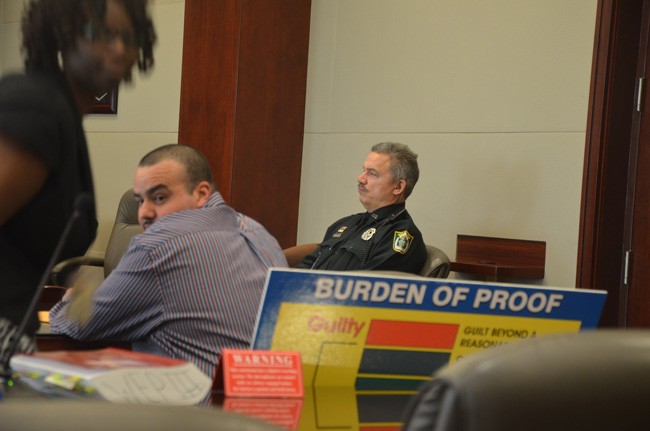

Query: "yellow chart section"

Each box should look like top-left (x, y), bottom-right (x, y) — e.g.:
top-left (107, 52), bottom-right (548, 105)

top-left (270, 302), bottom-right (582, 387)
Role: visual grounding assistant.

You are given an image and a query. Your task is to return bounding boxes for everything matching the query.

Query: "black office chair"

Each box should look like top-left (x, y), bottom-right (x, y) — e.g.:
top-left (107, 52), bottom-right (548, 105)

top-left (49, 188), bottom-right (141, 286)
top-left (401, 330), bottom-right (650, 431)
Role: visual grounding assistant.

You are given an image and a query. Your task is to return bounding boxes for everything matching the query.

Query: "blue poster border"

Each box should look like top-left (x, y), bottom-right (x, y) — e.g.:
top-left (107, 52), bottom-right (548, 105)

top-left (252, 269), bottom-right (607, 350)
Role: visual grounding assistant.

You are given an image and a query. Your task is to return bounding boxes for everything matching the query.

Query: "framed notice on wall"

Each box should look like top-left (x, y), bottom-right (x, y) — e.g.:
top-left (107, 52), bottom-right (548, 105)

top-left (90, 88), bottom-right (118, 114)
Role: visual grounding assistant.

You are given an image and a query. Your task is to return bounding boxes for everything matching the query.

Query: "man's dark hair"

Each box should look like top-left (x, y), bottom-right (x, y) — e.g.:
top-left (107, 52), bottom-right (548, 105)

top-left (371, 141), bottom-right (420, 198)
top-left (139, 144), bottom-right (216, 192)
top-left (21, 0), bottom-right (156, 81)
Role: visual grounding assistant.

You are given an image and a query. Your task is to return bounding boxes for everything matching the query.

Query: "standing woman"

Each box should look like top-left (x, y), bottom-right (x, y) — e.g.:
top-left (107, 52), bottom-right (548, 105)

top-left (0, 0), bottom-right (156, 357)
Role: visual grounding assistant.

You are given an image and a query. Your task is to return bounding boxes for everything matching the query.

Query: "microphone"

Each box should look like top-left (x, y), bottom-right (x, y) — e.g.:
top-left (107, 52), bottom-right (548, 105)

top-left (0, 193), bottom-right (93, 380)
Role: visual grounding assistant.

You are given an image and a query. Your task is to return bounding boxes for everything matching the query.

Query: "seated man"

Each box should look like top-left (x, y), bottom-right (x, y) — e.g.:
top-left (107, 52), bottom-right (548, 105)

top-left (49, 144), bottom-right (287, 379)
top-left (297, 142), bottom-right (426, 274)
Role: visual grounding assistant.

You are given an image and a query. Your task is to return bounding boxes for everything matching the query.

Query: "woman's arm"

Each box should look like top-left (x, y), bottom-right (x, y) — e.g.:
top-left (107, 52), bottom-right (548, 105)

top-left (0, 134), bottom-right (48, 226)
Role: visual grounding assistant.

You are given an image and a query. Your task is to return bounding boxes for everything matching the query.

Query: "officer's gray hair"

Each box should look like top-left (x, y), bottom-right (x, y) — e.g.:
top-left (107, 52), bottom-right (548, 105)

top-left (371, 142), bottom-right (419, 198)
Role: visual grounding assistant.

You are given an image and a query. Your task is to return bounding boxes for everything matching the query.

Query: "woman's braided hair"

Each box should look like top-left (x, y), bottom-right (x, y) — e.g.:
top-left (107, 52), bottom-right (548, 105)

top-left (21, 0), bottom-right (156, 81)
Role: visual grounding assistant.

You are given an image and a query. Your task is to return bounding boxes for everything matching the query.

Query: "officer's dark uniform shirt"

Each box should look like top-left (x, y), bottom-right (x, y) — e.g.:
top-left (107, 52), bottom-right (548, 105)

top-left (297, 202), bottom-right (426, 274)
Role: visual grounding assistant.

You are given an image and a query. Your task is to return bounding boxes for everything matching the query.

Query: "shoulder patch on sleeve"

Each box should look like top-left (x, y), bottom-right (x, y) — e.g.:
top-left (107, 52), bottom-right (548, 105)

top-left (393, 230), bottom-right (414, 254)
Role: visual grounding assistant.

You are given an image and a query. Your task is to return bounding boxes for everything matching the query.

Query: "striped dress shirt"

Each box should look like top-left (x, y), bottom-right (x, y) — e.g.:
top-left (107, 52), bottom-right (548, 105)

top-left (49, 192), bottom-right (287, 379)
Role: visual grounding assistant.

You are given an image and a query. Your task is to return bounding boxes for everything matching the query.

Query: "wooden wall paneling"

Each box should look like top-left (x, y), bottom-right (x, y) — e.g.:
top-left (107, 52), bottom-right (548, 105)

top-left (179, 0), bottom-right (242, 203)
top-left (577, 0), bottom-right (611, 293)
top-left (230, 0), bottom-right (311, 249)
top-left (179, 0), bottom-right (311, 248)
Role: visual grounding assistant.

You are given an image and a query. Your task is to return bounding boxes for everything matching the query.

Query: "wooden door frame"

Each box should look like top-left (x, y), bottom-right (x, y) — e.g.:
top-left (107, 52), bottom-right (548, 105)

top-left (578, 0), bottom-right (645, 326)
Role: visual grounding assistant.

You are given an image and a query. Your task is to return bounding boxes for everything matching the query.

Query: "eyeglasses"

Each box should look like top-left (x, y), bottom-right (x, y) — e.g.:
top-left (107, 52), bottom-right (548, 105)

top-left (83, 23), bottom-right (137, 49)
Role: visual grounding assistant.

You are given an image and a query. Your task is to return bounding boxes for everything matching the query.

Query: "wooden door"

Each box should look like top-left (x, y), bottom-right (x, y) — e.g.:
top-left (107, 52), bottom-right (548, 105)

top-left (622, 2), bottom-right (650, 327)
top-left (578, 0), bottom-right (645, 326)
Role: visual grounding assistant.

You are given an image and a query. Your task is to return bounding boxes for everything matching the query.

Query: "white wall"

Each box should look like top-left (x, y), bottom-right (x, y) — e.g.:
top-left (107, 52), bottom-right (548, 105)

top-left (1, 0), bottom-right (185, 256)
top-left (2, 0), bottom-right (597, 287)
top-left (84, 0), bottom-right (184, 254)
top-left (0, 2), bottom-right (4, 70)
top-left (299, 0), bottom-right (597, 287)
top-left (1, 0), bottom-right (22, 73)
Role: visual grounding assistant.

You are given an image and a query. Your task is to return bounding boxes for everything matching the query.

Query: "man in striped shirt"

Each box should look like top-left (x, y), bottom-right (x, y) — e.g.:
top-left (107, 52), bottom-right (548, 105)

top-left (50, 144), bottom-right (287, 380)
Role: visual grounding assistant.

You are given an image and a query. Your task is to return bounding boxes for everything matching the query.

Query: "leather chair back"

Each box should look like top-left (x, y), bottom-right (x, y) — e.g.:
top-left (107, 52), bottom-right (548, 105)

top-left (401, 330), bottom-right (650, 431)
top-left (419, 245), bottom-right (451, 278)
top-left (103, 188), bottom-right (142, 278)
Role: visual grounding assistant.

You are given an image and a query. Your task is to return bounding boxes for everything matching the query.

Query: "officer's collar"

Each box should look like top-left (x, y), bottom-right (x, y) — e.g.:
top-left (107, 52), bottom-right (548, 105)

top-left (368, 202), bottom-right (406, 221)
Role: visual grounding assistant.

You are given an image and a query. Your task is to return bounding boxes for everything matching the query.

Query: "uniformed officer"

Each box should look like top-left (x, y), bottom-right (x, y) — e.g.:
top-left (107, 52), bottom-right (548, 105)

top-left (297, 142), bottom-right (426, 274)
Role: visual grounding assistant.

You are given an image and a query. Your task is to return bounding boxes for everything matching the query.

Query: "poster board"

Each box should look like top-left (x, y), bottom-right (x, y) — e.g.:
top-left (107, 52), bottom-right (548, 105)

top-left (252, 269), bottom-right (607, 391)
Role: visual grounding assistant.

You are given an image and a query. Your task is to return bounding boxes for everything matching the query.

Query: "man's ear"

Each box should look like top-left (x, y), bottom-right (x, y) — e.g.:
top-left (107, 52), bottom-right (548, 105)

top-left (194, 181), bottom-right (213, 206)
top-left (393, 179), bottom-right (407, 196)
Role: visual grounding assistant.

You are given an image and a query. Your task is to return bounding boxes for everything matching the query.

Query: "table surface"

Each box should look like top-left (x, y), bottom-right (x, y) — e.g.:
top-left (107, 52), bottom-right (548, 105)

top-left (1, 375), bottom-right (414, 431)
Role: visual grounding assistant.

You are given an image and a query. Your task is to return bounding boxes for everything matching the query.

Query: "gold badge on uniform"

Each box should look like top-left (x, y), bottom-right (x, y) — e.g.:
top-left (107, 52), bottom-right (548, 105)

top-left (393, 230), bottom-right (413, 254)
top-left (361, 228), bottom-right (376, 241)
top-left (333, 226), bottom-right (348, 238)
